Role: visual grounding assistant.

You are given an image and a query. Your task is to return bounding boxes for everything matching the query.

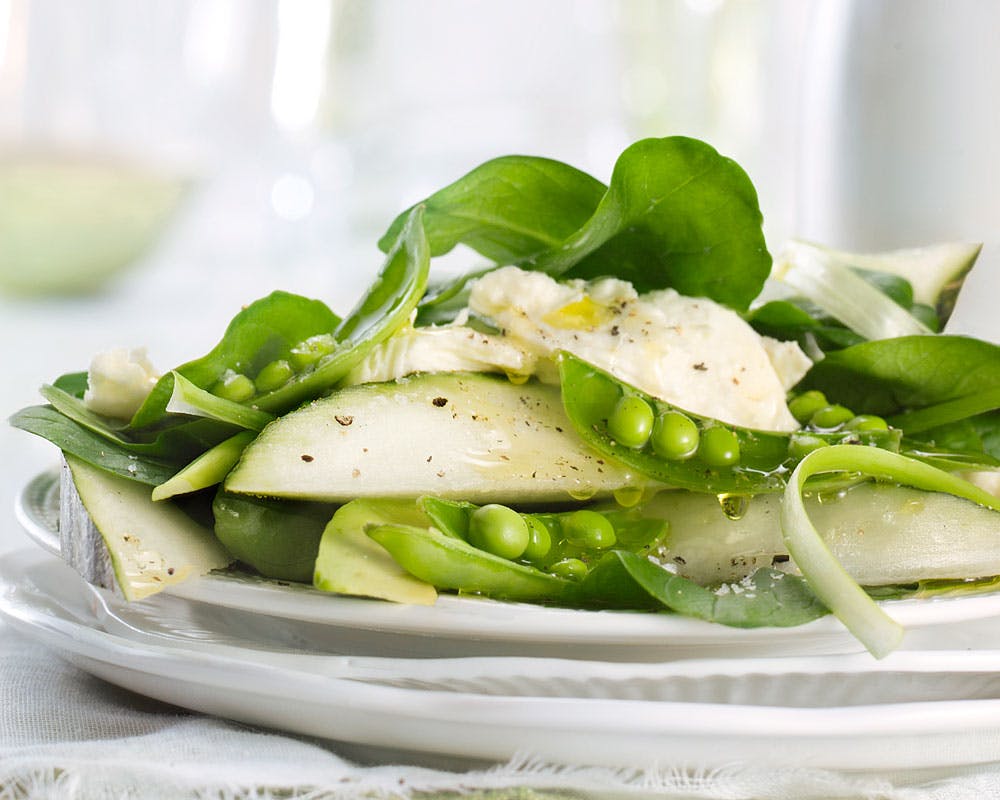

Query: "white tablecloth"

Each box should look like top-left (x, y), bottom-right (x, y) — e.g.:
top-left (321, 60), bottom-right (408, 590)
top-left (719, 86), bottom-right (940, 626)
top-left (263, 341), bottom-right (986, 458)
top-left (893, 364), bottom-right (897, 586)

top-left (4, 620), bottom-right (1000, 800)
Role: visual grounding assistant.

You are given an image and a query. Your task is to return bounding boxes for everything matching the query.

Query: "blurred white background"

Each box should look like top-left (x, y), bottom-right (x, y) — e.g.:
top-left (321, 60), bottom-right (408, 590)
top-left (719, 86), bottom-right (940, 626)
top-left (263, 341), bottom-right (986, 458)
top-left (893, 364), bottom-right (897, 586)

top-left (1, 0), bottom-right (998, 553)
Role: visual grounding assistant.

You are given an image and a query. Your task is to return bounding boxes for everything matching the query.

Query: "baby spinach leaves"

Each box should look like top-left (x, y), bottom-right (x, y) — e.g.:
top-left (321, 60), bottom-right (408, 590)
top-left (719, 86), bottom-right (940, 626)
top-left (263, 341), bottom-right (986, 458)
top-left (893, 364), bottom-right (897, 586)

top-left (532, 137), bottom-right (771, 309)
top-left (379, 156), bottom-right (606, 262)
top-left (381, 137), bottom-right (770, 311)
top-left (583, 553), bottom-right (829, 627)
top-left (798, 336), bottom-right (1000, 460)
top-left (799, 336), bottom-right (1000, 416)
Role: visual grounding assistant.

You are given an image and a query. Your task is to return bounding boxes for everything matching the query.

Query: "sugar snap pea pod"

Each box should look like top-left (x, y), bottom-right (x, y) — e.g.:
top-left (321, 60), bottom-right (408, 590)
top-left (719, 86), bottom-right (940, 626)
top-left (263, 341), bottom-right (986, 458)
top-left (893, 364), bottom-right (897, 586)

top-left (253, 205), bottom-right (431, 413)
top-left (131, 291), bottom-right (341, 429)
top-left (418, 496), bottom-right (667, 568)
top-left (367, 524), bottom-right (577, 603)
top-left (419, 496), bottom-right (475, 540)
top-left (212, 491), bottom-right (335, 583)
top-left (160, 372), bottom-right (274, 431)
top-left (152, 430), bottom-right (255, 501)
top-left (558, 352), bottom-right (901, 494)
top-left (582, 552), bottom-right (829, 626)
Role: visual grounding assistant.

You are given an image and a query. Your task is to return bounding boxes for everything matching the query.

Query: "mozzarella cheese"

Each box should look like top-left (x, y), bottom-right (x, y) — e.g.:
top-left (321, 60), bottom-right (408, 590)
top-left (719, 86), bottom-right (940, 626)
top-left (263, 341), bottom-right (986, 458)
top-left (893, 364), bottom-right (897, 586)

top-left (468, 267), bottom-right (806, 431)
top-left (83, 347), bottom-right (161, 420)
top-left (343, 321), bottom-right (539, 386)
top-left (345, 267), bottom-right (810, 432)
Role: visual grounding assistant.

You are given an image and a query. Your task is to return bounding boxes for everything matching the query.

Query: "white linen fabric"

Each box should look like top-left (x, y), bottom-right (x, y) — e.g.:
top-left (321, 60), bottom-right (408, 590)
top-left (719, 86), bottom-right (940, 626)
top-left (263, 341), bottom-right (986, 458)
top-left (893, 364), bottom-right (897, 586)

top-left (3, 624), bottom-right (1000, 800)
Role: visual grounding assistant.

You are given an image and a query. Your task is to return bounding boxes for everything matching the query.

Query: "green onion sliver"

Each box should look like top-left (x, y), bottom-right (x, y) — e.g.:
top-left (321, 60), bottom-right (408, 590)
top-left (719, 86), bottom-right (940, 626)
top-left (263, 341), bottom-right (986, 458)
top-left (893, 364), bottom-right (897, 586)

top-left (781, 444), bottom-right (1000, 659)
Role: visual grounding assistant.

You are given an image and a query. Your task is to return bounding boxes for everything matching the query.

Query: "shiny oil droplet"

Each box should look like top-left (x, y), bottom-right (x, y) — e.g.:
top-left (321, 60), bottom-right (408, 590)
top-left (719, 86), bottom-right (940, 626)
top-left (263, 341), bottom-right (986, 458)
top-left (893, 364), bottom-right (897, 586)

top-left (717, 493), bottom-right (749, 520)
top-left (613, 485), bottom-right (644, 508)
top-left (504, 371), bottom-right (530, 385)
top-left (567, 485), bottom-right (597, 501)
top-left (817, 488), bottom-right (849, 505)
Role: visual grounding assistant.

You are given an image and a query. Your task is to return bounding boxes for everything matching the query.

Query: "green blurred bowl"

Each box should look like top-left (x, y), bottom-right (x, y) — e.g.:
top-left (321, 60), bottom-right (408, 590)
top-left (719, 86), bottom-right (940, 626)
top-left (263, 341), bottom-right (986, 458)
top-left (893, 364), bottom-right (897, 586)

top-left (0, 152), bottom-right (191, 296)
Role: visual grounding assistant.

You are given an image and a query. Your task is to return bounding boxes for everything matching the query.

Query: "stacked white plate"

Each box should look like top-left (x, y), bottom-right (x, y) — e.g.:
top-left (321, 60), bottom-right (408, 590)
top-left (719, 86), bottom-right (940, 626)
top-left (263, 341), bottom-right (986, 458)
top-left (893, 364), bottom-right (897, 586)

top-left (6, 470), bottom-right (1000, 769)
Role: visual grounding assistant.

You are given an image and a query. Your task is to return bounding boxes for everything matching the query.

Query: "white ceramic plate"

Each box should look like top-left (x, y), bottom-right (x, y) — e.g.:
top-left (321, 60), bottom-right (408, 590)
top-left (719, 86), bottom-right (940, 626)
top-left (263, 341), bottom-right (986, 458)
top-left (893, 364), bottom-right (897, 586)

top-left (6, 547), bottom-right (1000, 770)
top-left (17, 469), bottom-right (1000, 660)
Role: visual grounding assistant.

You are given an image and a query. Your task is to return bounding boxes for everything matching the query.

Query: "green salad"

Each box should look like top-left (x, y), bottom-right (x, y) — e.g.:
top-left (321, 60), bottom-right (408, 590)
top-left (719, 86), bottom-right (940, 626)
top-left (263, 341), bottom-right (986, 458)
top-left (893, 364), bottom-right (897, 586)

top-left (12, 136), bottom-right (1000, 658)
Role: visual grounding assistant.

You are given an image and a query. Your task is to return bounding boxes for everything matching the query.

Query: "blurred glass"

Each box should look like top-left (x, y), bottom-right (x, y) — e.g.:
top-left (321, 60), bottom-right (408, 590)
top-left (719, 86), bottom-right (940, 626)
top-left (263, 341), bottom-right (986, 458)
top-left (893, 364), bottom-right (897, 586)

top-left (309, 1), bottom-right (634, 248)
top-left (796, 0), bottom-right (1000, 340)
top-left (615, 0), bottom-right (810, 250)
top-left (0, 0), bottom-right (281, 296)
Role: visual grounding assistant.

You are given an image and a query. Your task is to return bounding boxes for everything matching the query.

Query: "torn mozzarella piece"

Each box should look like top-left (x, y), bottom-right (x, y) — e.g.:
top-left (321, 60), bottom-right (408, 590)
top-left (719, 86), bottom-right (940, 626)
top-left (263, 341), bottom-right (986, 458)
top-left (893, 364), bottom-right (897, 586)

top-left (342, 324), bottom-right (540, 387)
top-left (469, 266), bottom-right (804, 431)
top-left (83, 347), bottom-right (161, 420)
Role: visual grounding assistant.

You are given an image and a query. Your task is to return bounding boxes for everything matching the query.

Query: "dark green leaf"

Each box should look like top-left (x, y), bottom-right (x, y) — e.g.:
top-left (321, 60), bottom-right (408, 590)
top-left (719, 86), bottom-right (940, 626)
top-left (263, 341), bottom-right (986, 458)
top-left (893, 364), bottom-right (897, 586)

top-left (9, 405), bottom-right (177, 485)
top-left (40, 384), bottom-right (238, 460)
top-left (378, 156), bottom-right (606, 263)
top-left (530, 137), bottom-right (771, 309)
top-left (799, 335), bottom-right (1000, 416)
top-left (604, 551), bottom-right (829, 628)
top-left (853, 268), bottom-right (914, 309)
top-left (53, 371), bottom-right (89, 399)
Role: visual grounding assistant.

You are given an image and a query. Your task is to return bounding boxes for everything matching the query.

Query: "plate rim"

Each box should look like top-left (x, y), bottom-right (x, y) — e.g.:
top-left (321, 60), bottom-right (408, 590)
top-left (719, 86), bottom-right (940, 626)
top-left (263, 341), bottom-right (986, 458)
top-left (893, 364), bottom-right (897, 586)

top-left (5, 546), bottom-right (1000, 771)
top-left (18, 468), bottom-right (1000, 647)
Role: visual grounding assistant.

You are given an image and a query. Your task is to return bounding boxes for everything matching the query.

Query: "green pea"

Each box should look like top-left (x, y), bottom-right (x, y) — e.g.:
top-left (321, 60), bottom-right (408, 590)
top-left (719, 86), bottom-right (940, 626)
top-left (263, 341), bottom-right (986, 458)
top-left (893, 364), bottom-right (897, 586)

top-left (844, 414), bottom-right (889, 432)
top-left (699, 426), bottom-right (740, 467)
top-left (211, 372), bottom-right (255, 403)
top-left (607, 395), bottom-right (654, 449)
top-left (562, 509), bottom-right (616, 550)
top-left (788, 390), bottom-right (828, 424)
top-left (787, 433), bottom-right (828, 460)
top-left (289, 334), bottom-right (337, 370)
top-left (547, 558), bottom-right (588, 580)
top-left (810, 404), bottom-right (855, 429)
top-left (522, 516), bottom-right (552, 562)
top-left (255, 359), bottom-right (294, 393)
top-left (651, 411), bottom-right (699, 460)
top-left (468, 504), bottom-right (530, 560)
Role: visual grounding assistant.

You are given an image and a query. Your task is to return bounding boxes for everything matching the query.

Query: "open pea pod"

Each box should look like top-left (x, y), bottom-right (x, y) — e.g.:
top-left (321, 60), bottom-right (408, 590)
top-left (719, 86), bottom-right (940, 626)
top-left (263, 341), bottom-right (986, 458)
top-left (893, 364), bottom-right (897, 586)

top-left (558, 352), bottom-right (902, 494)
top-left (131, 205), bottom-right (429, 430)
top-left (131, 291), bottom-right (341, 429)
top-left (419, 496), bottom-right (667, 572)
top-left (367, 523), bottom-right (577, 604)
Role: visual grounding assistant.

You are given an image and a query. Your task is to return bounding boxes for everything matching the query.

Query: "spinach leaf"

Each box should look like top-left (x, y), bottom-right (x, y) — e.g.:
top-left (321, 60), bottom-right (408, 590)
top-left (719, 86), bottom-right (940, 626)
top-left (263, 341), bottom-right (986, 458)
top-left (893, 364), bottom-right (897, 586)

top-left (798, 335), bottom-right (1000, 417)
top-left (529, 137), bottom-right (771, 309)
top-left (40, 384), bottom-right (238, 460)
top-left (378, 156), bottom-right (606, 262)
top-left (53, 371), bottom-right (89, 399)
top-left (584, 552), bottom-right (828, 627)
top-left (9, 406), bottom-right (178, 485)
top-left (747, 299), bottom-right (864, 352)
top-left (380, 138), bottom-right (771, 311)
top-left (915, 412), bottom-right (1000, 462)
